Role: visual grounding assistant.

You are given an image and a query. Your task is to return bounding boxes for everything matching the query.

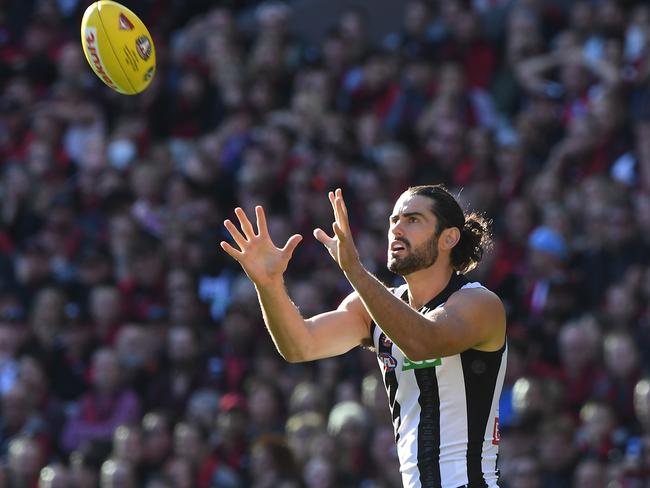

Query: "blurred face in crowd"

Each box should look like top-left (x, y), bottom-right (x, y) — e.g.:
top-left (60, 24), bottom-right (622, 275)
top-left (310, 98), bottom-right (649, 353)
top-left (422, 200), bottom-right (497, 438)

top-left (404, 0), bottom-right (431, 36)
top-left (186, 390), bottom-right (220, 429)
top-left (113, 426), bottom-right (143, 464)
top-left (339, 9), bottom-right (366, 43)
top-left (580, 402), bottom-right (615, 446)
top-left (38, 465), bottom-right (70, 488)
top-left (142, 412), bottom-right (172, 464)
top-left (221, 311), bottom-right (255, 352)
top-left (18, 356), bottom-right (47, 407)
top-left (9, 437), bottom-right (42, 484)
top-left (69, 452), bottom-right (98, 488)
top-left (573, 460), bottom-right (605, 488)
top-left (100, 459), bottom-right (134, 488)
top-left (165, 457), bottom-right (193, 488)
top-left (92, 349), bottom-right (122, 394)
top-left (166, 268), bottom-right (194, 299)
top-left (173, 423), bottom-right (203, 464)
top-left (3, 382), bottom-right (30, 430)
top-left (538, 423), bottom-right (577, 472)
top-left (559, 322), bottom-right (598, 373)
top-left (604, 332), bottom-right (638, 379)
top-left (217, 407), bottom-right (248, 445)
top-left (512, 377), bottom-right (545, 420)
top-left (634, 379), bottom-right (650, 429)
top-left (90, 286), bottom-right (122, 327)
top-left (304, 456), bottom-right (336, 488)
top-left (602, 205), bottom-right (636, 249)
top-left (370, 426), bottom-right (400, 474)
top-left (248, 382), bottom-right (282, 429)
top-left (30, 288), bottom-right (66, 342)
top-left (0, 323), bottom-right (18, 363)
top-left (115, 325), bottom-right (152, 371)
top-left (503, 199), bottom-right (533, 244)
top-left (167, 326), bottom-right (197, 366)
top-left (109, 214), bottom-right (137, 257)
top-left (426, 117), bottom-right (465, 170)
top-left (507, 456), bottom-right (541, 488)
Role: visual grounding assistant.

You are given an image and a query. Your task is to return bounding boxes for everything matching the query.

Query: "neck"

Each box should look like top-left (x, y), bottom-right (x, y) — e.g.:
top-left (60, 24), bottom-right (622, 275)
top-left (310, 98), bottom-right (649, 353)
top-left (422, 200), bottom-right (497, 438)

top-left (404, 261), bottom-right (455, 309)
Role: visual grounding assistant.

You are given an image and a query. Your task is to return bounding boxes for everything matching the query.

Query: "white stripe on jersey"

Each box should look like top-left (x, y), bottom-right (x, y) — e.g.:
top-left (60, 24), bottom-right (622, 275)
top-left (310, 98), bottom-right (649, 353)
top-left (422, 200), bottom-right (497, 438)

top-left (437, 353), bottom-right (470, 488)
top-left (394, 367), bottom-right (423, 487)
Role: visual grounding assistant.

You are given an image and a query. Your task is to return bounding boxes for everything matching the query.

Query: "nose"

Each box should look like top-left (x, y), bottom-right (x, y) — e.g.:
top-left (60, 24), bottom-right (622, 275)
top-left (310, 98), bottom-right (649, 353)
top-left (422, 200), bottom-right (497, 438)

top-left (390, 220), bottom-right (404, 238)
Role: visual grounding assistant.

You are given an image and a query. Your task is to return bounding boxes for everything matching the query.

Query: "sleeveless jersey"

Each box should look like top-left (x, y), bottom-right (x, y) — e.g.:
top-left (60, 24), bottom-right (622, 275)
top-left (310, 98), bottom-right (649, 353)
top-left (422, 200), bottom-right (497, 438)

top-left (372, 273), bottom-right (507, 488)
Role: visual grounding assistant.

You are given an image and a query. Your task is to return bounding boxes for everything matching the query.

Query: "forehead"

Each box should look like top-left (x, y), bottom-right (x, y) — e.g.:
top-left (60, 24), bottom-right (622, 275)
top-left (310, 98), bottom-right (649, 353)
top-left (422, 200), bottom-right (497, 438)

top-left (391, 193), bottom-right (435, 217)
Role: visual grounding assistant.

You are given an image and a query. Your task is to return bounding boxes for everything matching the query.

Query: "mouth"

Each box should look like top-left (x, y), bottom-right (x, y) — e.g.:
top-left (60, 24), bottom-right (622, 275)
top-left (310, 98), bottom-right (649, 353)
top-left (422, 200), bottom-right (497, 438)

top-left (389, 240), bottom-right (408, 255)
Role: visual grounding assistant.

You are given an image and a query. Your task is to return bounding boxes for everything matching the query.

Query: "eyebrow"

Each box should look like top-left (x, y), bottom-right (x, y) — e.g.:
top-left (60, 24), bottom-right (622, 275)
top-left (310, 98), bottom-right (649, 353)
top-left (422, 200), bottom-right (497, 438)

top-left (389, 211), bottom-right (428, 221)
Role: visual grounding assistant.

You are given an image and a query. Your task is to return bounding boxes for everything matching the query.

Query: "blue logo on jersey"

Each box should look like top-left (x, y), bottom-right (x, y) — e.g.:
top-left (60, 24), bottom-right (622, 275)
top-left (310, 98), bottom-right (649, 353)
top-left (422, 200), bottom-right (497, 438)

top-left (379, 352), bottom-right (397, 372)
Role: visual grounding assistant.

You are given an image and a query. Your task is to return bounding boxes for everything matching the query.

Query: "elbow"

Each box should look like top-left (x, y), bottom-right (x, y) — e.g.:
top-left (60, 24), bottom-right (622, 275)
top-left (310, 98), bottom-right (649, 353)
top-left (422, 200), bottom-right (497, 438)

top-left (279, 348), bottom-right (306, 363)
top-left (283, 353), bottom-right (303, 363)
top-left (401, 338), bottom-right (449, 362)
top-left (403, 348), bottom-right (432, 362)
top-left (400, 342), bottom-right (429, 362)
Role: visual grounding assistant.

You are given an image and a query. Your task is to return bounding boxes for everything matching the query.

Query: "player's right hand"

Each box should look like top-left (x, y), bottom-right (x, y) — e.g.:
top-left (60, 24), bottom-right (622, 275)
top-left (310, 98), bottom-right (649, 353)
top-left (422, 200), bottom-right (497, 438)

top-left (220, 206), bottom-right (302, 287)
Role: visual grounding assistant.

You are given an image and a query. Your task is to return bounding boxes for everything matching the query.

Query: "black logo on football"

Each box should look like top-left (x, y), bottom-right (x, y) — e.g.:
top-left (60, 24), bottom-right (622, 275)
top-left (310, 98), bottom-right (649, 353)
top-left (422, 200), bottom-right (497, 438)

top-left (144, 66), bottom-right (154, 81)
top-left (135, 36), bottom-right (152, 61)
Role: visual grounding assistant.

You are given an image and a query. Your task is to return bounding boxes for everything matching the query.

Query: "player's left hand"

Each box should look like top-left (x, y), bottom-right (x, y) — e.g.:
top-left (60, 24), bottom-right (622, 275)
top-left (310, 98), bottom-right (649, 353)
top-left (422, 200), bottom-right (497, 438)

top-left (314, 188), bottom-right (362, 275)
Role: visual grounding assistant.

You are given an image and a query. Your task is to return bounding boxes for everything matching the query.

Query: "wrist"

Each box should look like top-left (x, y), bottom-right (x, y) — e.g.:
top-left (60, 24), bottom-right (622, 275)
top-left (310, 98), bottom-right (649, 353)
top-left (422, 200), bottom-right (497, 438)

top-left (254, 275), bottom-right (285, 292)
top-left (344, 259), bottom-right (366, 283)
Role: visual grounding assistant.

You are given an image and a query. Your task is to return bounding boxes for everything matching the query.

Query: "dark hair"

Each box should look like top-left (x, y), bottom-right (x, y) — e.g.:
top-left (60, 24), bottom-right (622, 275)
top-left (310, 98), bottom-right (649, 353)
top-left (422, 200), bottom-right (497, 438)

top-left (407, 185), bottom-right (492, 274)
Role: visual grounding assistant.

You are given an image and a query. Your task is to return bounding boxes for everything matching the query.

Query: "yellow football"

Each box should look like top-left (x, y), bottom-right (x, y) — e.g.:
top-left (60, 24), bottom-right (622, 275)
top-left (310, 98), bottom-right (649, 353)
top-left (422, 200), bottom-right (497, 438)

top-left (80, 0), bottom-right (156, 95)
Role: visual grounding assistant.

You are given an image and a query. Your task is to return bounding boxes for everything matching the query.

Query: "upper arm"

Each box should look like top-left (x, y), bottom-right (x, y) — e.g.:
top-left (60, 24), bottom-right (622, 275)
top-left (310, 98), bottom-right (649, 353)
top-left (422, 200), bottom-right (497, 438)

top-left (415, 288), bottom-right (505, 360)
top-left (300, 291), bottom-right (372, 362)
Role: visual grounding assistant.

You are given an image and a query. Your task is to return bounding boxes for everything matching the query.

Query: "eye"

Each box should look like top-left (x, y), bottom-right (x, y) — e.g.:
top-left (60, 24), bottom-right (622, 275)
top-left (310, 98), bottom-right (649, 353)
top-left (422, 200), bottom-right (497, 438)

top-left (408, 216), bottom-right (418, 223)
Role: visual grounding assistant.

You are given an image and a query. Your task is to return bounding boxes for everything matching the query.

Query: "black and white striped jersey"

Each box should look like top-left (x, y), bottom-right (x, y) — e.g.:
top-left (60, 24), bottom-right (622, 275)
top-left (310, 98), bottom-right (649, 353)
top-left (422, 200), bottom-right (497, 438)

top-left (372, 273), bottom-right (507, 488)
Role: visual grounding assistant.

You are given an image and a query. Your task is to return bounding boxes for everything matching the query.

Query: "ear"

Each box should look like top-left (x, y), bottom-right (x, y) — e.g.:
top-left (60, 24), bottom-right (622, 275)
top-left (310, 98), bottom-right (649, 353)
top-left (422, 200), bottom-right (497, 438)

top-left (439, 227), bottom-right (461, 251)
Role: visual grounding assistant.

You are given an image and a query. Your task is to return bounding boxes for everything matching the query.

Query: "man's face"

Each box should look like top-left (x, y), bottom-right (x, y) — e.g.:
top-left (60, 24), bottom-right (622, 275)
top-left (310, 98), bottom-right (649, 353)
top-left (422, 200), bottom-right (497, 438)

top-left (387, 194), bottom-right (440, 276)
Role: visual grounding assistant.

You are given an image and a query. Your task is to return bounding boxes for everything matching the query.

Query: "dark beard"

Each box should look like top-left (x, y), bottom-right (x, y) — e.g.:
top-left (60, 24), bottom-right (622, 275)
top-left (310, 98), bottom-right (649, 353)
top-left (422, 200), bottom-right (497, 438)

top-left (388, 233), bottom-right (439, 276)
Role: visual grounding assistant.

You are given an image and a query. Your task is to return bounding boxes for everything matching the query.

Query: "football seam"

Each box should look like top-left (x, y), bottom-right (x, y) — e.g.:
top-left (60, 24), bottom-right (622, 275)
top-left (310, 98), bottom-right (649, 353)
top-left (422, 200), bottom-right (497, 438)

top-left (96, 1), bottom-right (137, 94)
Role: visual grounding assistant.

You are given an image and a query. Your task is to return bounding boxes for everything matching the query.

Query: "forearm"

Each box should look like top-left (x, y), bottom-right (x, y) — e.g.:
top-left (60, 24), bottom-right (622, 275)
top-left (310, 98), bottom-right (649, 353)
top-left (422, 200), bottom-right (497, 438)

top-left (344, 265), bottom-right (432, 360)
top-left (255, 279), bottom-right (312, 362)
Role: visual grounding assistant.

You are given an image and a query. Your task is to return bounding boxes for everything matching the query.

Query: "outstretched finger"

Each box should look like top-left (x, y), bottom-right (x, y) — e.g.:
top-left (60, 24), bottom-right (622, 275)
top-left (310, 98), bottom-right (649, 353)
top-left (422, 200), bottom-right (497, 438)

top-left (313, 227), bottom-right (335, 246)
top-left (332, 221), bottom-right (345, 240)
top-left (281, 234), bottom-right (303, 258)
top-left (255, 206), bottom-right (268, 237)
top-left (328, 190), bottom-right (342, 226)
top-left (224, 219), bottom-right (247, 248)
top-left (335, 188), bottom-right (349, 219)
top-left (334, 190), bottom-right (351, 233)
top-left (220, 241), bottom-right (243, 260)
top-left (234, 207), bottom-right (256, 240)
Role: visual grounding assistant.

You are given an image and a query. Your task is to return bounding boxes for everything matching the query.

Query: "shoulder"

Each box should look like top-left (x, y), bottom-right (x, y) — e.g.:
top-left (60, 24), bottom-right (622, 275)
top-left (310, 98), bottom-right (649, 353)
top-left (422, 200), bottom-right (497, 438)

top-left (448, 283), bottom-right (505, 317)
top-left (445, 282), bottom-right (506, 351)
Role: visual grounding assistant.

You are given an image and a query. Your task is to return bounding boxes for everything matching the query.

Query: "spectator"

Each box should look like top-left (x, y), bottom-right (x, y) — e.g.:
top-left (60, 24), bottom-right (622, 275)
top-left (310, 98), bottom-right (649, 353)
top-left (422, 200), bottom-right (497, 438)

top-left (61, 348), bottom-right (140, 452)
top-left (38, 463), bottom-right (69, 488)
top-left (6, 436), bottom-right (44, 488)
top-left (141, 411), bottom-right (173, 475)
top-left (99, 458), bottom-right (136, 488)
top-left (250, 433), bottom-right (301, 488)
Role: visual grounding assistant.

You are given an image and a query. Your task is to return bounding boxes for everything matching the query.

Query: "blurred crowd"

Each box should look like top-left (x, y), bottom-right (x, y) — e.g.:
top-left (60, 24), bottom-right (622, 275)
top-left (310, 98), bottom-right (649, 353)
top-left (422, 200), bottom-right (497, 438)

top-left (0, 0), bottom-right (650, 486)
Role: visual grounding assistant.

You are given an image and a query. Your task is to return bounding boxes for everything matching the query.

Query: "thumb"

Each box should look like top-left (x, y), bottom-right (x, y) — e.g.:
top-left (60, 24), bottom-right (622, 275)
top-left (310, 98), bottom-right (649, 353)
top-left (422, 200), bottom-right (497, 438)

top-left (281, 234), bottom-right (303, 257)
top-left (313, 228), bottom-right (333, 245)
